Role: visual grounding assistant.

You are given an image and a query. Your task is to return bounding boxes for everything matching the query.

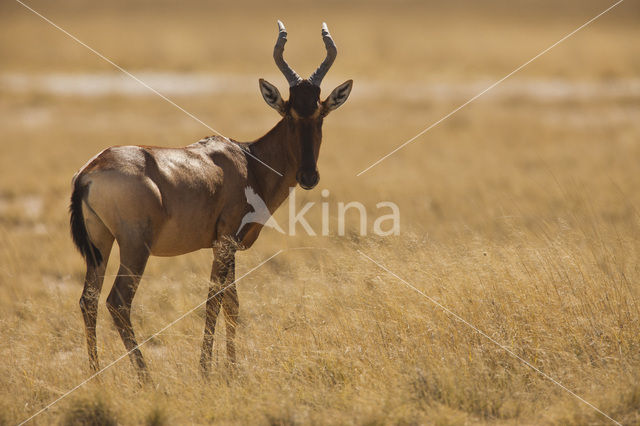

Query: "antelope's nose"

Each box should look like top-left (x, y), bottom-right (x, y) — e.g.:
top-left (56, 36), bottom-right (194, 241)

top-left (296, 169), bottom-right (319, 190)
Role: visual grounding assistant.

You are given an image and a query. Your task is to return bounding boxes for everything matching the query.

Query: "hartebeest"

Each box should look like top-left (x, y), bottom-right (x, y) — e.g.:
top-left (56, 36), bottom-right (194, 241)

top-left (70, 21), bottom-right (352, 381)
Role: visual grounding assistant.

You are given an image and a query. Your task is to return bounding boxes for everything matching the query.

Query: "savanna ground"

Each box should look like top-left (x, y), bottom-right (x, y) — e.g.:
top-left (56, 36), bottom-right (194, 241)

top-left (1, 0), bottom-right (640, 424)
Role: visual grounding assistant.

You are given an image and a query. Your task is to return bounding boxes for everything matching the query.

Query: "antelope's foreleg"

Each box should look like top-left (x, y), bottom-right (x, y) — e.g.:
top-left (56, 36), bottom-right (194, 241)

top-left (200, 245), bottom-right (235, 377)
top-left (222, 260), bottom-right (238, 364)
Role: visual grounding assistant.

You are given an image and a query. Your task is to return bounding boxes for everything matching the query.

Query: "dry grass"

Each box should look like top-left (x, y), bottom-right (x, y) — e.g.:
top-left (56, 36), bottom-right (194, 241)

top-left (1, 0), bottom-right (640, 424)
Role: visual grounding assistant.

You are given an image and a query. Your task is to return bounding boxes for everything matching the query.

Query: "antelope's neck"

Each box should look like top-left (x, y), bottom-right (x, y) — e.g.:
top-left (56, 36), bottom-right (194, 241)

top-left (245, 119), bottom-right (298, 213)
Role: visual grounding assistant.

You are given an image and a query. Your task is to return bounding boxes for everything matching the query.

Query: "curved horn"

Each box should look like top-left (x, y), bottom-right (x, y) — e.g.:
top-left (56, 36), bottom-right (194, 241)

top-left (273, 20), bottom-right (302, 87)
top-left (308, 22), bottom-right (337, 87)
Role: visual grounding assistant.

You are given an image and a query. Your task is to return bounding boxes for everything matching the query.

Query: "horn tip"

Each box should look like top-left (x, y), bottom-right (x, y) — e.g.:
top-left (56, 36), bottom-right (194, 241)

top-left (277, 20), bottom-right (285, 31)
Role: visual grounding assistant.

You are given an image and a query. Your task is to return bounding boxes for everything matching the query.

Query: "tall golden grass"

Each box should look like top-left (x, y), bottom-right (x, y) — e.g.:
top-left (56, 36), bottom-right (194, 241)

top-left (1, 0), bottom-right (639, 424)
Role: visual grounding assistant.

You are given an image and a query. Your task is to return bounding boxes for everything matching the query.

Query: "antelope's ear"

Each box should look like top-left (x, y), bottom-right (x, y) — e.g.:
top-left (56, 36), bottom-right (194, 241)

top-left (321, 79), bottom-right (352, 116)
top-left (259, 78), bottom-right (286, 115)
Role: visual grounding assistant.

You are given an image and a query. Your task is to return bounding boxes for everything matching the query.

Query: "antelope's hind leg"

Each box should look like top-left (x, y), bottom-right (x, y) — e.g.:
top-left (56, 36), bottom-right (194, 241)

top-left (79, 211), bottom-right (114, 373)
top-left (106, 242), bottom-right (151, 383)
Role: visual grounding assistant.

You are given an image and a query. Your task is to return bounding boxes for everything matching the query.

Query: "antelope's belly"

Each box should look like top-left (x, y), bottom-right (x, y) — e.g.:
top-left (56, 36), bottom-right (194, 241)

top-left (151, 215), bottom-right (215, 256)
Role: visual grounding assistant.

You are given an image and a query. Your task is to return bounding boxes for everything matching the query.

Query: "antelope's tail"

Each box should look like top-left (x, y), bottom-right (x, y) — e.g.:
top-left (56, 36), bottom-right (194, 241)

top-left (69, 178), bottom-right (102, 267)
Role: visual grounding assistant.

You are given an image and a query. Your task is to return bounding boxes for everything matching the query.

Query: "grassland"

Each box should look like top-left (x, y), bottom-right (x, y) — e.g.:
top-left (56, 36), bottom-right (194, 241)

top-left (1, 0), bottom-right (640, 424)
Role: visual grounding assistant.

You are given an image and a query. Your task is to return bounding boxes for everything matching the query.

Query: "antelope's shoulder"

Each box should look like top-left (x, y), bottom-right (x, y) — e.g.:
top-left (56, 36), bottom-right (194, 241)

top-left (189, 136), bottom-right (248, 169)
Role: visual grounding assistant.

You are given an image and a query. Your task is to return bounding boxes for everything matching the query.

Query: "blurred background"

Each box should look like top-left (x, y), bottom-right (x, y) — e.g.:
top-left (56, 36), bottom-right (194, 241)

top-left (1, 0), bottom-right (639, 424)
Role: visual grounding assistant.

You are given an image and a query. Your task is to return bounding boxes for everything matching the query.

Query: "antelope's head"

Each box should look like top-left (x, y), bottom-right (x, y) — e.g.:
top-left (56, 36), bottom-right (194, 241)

top-left (259, 21), bottom-right (352, 190)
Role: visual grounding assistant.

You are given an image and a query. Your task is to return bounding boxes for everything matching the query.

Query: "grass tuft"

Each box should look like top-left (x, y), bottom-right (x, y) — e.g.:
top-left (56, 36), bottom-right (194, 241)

top-left (61, 397), bottom-right (117, 426)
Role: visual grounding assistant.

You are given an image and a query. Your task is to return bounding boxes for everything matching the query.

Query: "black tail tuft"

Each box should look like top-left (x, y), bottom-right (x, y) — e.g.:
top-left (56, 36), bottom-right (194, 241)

top-left (70, 179), bottom-right (102, 267)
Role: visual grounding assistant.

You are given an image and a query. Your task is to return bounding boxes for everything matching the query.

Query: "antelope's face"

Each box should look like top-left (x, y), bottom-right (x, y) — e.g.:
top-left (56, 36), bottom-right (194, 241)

top-left (259, 21), bottom-right (353, 190)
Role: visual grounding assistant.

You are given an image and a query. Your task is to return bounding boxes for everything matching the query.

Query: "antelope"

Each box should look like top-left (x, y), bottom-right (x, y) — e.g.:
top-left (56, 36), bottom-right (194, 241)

top-left (69, 21), bottom-right (352, 381)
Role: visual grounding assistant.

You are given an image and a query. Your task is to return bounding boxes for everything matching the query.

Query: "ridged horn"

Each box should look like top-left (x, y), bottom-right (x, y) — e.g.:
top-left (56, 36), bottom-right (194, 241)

top-left (308, 22), bottom-right (337, 87)
top-left (273, 20), bottom-right (302, 87)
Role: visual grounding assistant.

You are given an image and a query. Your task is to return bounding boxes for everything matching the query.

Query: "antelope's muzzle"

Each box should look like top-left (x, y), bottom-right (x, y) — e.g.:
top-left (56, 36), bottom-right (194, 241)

top-left (296, 169), bottom-right (319, 190)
